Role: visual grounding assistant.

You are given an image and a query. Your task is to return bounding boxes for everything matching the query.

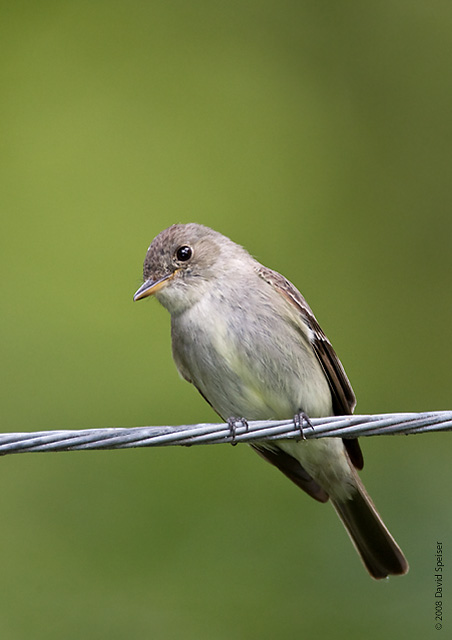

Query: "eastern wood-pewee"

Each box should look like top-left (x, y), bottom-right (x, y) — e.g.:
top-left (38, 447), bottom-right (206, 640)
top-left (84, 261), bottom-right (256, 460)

top-left (134, 223), bottom-right (408, 579)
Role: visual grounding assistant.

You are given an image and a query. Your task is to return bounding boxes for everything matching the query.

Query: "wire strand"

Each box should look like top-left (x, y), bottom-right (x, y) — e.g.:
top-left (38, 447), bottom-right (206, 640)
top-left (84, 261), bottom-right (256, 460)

top-left (0, 411), bottom-right (450, 456)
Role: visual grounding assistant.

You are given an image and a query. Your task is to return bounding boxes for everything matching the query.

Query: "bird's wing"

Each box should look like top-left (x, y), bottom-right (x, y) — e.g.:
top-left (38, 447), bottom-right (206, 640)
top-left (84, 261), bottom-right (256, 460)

top-left (256, 264), bottom-right (363, 470)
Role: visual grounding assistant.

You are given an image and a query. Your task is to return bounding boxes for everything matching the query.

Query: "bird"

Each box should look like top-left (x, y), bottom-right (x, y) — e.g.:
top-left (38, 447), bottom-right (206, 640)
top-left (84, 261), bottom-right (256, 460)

top-left (133, 222), bottom-right (408, 579)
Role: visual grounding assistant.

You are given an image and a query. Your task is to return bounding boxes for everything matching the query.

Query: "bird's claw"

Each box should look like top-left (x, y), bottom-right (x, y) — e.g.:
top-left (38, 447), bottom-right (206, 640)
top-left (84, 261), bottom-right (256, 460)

top-left (293, 411), bottom-right (314, 440)
top-left (227, 417), bottom-right (249, 445)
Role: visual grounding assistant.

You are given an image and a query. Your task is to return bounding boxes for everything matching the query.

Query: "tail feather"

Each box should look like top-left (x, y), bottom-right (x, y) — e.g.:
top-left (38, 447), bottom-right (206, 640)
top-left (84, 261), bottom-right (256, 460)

top-left (252, 440), bottom-right (408, 578)
top-left (332, 481), bottom-right (408, 579)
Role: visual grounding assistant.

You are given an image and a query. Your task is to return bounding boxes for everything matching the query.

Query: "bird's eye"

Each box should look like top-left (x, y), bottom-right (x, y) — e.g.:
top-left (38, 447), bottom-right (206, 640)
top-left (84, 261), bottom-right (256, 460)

top-left (176, 245), bottom-right (192, 262)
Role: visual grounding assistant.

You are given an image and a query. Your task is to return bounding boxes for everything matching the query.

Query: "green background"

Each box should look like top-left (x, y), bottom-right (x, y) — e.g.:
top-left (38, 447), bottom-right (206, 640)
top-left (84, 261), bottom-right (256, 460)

top-left (1, 2), bottom-right (451, 638)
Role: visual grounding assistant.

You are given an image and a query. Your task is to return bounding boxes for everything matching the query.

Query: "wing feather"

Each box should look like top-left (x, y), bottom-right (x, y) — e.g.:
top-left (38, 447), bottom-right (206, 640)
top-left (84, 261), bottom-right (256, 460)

top-left (255, 265), bottom-right (363, 470)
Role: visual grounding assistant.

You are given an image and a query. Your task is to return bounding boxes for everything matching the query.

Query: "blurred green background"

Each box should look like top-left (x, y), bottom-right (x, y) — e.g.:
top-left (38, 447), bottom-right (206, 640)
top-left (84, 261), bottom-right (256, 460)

top-left (1, 1), bottom-right (451, 638)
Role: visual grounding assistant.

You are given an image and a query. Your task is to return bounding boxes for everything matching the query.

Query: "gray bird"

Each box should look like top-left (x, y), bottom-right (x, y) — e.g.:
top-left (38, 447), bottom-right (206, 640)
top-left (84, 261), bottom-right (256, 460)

top-left (134, 222), bottom-right (408, 579)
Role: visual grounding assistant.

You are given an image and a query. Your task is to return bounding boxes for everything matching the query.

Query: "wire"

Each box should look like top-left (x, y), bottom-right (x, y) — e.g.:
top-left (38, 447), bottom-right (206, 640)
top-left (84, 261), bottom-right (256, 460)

top-left (0, 411), bottom-right (450, 456)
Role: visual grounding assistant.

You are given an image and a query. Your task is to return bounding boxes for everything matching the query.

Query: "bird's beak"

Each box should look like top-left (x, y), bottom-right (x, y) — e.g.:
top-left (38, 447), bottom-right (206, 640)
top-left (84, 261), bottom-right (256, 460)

top-left (133, 273), bottom-right (174, 301)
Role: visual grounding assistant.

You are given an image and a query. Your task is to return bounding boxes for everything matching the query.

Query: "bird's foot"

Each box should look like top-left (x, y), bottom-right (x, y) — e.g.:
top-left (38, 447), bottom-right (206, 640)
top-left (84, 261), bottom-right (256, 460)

top-left (293, 411), bottom-right (314, 440)
top-left (227, 417), bottom-right (249, 446)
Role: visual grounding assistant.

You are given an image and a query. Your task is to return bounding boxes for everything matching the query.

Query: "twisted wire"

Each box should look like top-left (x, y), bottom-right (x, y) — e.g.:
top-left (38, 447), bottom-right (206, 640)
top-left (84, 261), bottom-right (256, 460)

top-left (0, 411), bottom-right (450, 456)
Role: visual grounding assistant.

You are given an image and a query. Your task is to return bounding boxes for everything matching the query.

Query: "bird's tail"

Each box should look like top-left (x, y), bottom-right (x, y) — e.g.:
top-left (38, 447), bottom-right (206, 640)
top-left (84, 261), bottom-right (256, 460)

top-left (331, 476), bottom-right (408, 579)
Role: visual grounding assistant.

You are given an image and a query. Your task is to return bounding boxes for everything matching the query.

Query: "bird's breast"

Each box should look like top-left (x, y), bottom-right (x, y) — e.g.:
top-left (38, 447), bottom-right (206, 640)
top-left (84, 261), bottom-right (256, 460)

top-left (170, 290), bottom-right (332, 420)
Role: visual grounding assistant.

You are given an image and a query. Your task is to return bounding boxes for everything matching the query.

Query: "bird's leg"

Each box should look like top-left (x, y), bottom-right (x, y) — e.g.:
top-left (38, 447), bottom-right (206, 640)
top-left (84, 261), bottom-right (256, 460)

top-left (227, 417), bottom-right (249, 446)
top-left (293, 411), bottom-right (314, 440)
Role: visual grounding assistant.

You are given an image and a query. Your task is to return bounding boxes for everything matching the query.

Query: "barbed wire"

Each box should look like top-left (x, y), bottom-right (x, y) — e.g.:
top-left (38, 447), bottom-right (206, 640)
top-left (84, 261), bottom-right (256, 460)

top-left (0, 411), bottom-right (450, 456)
